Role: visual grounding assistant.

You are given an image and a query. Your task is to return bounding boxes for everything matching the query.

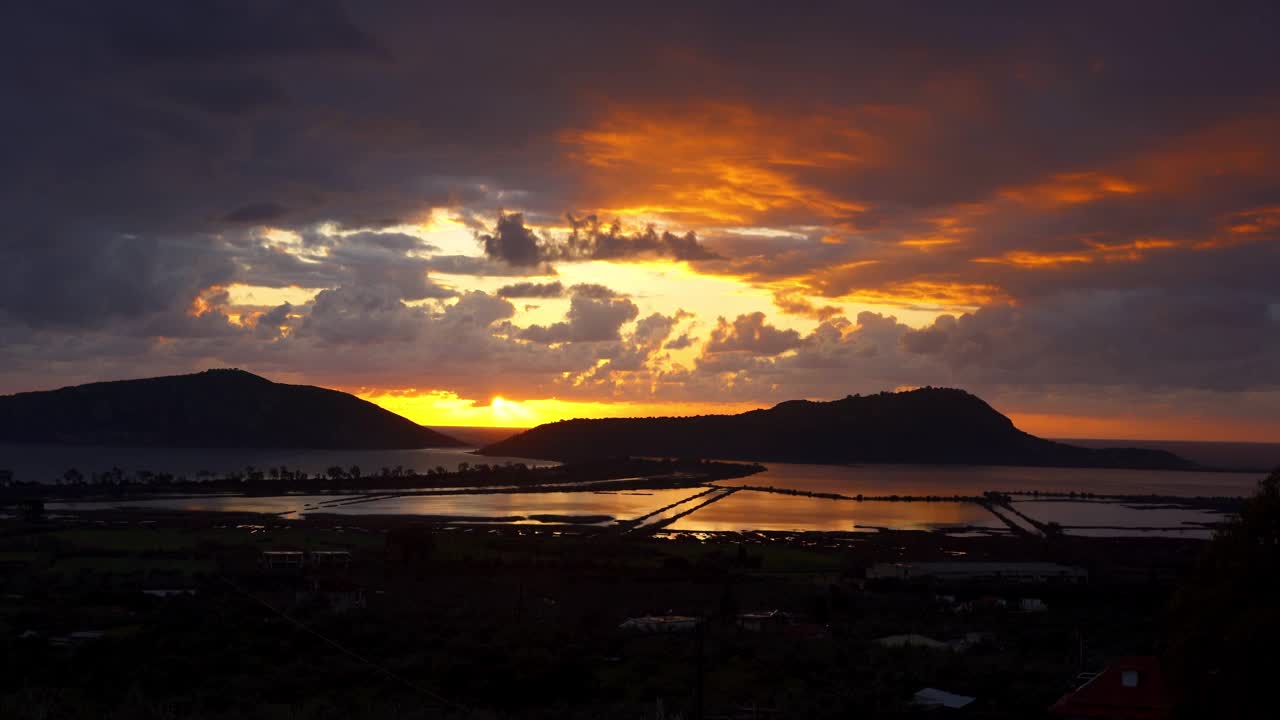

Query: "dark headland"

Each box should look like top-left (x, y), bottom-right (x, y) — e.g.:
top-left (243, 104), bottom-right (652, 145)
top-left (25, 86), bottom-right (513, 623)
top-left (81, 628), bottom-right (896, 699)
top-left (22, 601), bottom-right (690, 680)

top-left (0, 369), bottom-right (464, 449)
top-left (481, 387), bottom-right (1196, 470)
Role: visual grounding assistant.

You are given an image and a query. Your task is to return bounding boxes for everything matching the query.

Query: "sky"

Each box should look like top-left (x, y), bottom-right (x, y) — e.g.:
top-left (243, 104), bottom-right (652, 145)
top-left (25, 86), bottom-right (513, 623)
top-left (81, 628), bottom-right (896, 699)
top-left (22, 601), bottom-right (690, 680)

top-left (1, 1), bottom-right (1278, 440)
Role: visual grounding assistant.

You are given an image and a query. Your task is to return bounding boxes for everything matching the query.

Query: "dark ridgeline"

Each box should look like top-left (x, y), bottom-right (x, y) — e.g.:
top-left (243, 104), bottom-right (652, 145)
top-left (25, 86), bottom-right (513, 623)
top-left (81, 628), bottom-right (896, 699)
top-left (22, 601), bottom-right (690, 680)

top-left (480, 387), bottom-right (1196, 469)
top-left (0, 369), bottom-right (464, 449)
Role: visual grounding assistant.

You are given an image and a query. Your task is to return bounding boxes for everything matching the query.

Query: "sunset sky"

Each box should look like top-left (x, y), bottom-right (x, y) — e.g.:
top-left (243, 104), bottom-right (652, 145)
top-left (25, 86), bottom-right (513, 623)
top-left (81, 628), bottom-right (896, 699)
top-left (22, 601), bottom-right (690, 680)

top-left (2, 2), bottom-right (1278, 440)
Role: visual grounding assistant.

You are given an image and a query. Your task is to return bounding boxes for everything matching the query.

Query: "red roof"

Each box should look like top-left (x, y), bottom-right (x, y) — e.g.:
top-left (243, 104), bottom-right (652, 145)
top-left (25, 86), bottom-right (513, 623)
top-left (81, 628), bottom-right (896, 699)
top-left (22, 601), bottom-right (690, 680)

top-left (1049, 657), bottom-right (1174, 720)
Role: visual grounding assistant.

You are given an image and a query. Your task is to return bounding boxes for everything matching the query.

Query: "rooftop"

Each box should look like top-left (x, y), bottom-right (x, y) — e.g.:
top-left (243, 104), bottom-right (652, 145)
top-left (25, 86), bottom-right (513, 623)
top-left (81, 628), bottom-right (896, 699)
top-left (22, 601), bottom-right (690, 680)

top-left (1049, 656), bottom-right (1173, 720)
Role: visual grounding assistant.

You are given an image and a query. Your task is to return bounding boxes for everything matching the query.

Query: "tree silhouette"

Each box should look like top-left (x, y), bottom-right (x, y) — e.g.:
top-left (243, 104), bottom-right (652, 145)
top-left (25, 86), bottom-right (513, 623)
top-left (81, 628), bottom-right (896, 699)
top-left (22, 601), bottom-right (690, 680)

top-left (1166, 468), bottom-right (1280, 717)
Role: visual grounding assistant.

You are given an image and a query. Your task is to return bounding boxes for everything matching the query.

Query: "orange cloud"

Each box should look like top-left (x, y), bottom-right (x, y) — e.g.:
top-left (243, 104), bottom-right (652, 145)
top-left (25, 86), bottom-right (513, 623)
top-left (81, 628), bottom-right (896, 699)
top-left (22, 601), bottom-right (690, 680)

top-left (975, 238), bottom-right (1181, 268)
top-left (994, 113), bottom-right (1280, 215)
top-left (846, 280), bottom-right (1005, 309)
top-left (771, 289), bottom-right (842, 320)
top-left (187, 285), bottom-right (229, 318)
top-left (1000, 172), bottom-right (1142, 208)
top-left (973, 250), bottom-right (1091, 268)
top-left (1196, 206), bottom-right (1280, 249)
top-left (559, 102), bottom-right (898, 227)
top-left (1224, 206), bottom-right (1280, 235)
top-left (1131, 113), bottom-right (1280, 193)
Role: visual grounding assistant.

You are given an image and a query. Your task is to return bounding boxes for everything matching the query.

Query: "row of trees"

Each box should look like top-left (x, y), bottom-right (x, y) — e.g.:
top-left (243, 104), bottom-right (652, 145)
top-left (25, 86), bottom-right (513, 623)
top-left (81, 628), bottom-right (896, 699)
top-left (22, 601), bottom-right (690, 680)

top-left (0, 460), bottom-right (542, 488)
top-left (1166, 467), bottom-right (1279, 717)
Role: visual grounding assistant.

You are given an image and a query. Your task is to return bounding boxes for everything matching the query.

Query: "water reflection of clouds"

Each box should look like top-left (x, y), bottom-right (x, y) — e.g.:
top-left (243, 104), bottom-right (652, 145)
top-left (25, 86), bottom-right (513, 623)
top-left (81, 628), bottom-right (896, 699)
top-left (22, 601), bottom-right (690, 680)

top-left (716, 463), bottom-right (1257, 498)
top-left (304, 488), bottom-right (705, 522)
top-left (41, 461), bottom-right (1245, 537)
top-left (669, 490), bottom-right (1002, 533)
top-left (1013, 500), bottom-right (1226, 529)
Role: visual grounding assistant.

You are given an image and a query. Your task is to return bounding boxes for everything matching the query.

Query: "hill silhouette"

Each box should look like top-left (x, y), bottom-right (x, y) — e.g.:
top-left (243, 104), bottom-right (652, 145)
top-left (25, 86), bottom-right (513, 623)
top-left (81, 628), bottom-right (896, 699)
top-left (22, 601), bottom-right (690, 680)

top-left (0, 369), bottom-right (464, 449)
top-left (480, 388), bottom-right (1195, 469)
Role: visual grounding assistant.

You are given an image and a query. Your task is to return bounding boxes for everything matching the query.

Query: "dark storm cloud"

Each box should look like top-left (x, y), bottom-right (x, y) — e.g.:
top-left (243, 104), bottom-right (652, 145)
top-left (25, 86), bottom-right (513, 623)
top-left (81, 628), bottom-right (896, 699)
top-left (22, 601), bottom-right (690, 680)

top-left (1, 0), bottom-right (1278, 427)
top-left (223, 202), bottom-right (290, 224)
top-left (156, 66), bottom-right (286, 116)
top-left (0, 232), bottom-right (235, 329)
top-left (480, 214), bottom-right (543, 267)
top-left (479, 213), bottom-right (721, 266)
top-left (561, 216), bottom-right (722, 263)
top-left (898, 290), bottom-right (1280, 393)
top-left (228, 227), bottom-right (454, 301)
top-left (103, 0), bottom-right (388, 62)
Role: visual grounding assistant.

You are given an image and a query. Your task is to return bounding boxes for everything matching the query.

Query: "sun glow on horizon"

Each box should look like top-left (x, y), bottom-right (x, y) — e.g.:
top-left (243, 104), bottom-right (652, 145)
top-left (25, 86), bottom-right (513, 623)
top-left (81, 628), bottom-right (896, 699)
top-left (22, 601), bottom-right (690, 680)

top-left (349, 387), bottom-right (1280, 443)
top-left (354, 388), bottom-right (765, 429)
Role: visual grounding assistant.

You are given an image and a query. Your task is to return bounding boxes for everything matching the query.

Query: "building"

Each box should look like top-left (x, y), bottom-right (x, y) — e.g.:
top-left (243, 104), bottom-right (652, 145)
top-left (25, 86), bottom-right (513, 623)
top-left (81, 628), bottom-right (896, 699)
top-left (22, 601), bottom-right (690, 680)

top-left (618, 616), bottom-right (700, 633)
top-left (260, 550), bottom-right (304, 569)
top-left (308, 550), bottom-right (352, 568)
top-left (876, 634), bottom-right (950, 651)
top-left (737, 610), bottom-right (789, 633)
top-left (1049, 656), bottom-right (1173, 719)
top-left (867, 561), bottom-right (1087, 584)
top-left (912, 687), bottom-right (976, 710)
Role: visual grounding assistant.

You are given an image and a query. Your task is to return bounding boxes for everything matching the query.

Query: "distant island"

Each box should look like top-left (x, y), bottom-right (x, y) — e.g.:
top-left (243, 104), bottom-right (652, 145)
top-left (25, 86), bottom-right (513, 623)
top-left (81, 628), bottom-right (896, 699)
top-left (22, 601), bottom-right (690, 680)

top-left (0, 369), bottom-right (464, 450)
top-left (480, 387), bottom-right (1197, 470)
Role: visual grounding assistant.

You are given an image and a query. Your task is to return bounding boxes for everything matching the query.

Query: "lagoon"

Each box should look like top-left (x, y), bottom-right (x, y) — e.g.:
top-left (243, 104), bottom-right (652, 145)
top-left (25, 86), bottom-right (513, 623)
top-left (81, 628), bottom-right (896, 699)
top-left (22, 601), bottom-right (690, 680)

top-left (713, 462), bottom-right (1258, 498)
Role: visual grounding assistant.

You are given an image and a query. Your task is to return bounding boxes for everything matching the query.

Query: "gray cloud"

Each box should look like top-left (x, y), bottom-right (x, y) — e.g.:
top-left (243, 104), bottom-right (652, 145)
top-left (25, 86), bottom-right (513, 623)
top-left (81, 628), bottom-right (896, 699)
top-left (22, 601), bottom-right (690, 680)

top-left (518, 295), bottom-right (639, 344)
top-left (664, 333), bottom-right (697, 351)
top-left (772, 289), bottom-right (842, 320)
top-left (569, 283), bottom-right (622, 299)
top-left (298, 285), bottom-right (426, 344)
top-left (704, 313), bottom-right (803, 356)
top-left (223, 201), bottom-right (290, 224)
top-left (480, 213), bottom-right (721, 266)
top-left (424, 255), bottom-right (556, 278)
top-left (104, 0), bottom-right (389, 63)
top-left (0, 231), bottom-right (235, 329)
top-left (898, 291), bottom-right (1280, 392)
top-left (480, 213), bottom-right (543, 267)
top-left (496, 281), bottom-right (564, 298)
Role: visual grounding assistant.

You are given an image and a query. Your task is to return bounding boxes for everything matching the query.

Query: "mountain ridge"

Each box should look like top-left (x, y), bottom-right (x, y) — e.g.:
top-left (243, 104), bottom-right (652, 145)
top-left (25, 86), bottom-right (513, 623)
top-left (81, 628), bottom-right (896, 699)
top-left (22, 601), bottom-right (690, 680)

top-left (479, 387), bottom-right (1197, 470)
top-left (0, 369), bottom-right (464, 450)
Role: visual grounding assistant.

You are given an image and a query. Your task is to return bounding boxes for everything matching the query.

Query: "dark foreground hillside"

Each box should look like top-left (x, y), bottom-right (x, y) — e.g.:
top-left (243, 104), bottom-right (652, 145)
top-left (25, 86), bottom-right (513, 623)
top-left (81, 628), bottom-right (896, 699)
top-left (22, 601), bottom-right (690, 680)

top-left (482, 388), bottom-right (1194, 469)
top-left (0, 369), bottom-right (463, 449)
